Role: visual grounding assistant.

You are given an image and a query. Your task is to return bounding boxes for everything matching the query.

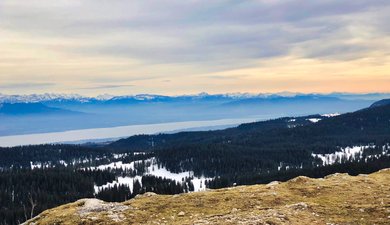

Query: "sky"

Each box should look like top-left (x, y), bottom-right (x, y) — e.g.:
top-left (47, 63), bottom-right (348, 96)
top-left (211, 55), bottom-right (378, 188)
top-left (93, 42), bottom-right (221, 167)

top-left (0, 0), bottom-right (390, 96)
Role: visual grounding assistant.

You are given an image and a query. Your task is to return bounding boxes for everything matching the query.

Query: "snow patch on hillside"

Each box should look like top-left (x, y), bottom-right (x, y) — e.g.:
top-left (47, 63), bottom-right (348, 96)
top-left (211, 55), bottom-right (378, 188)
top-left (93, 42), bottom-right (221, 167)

top-left (93, 157), bottom-right (213, 194)
top-left (321, 113), bottom-right (340, 117)
top-left (311, 145), bottom-right (390, 166)
top-left (94, 176), bottom-right (143, 194)
top-left (307, 118), bottom-right (322, 123)
top-left (89, 160), bottom-right (141, 171)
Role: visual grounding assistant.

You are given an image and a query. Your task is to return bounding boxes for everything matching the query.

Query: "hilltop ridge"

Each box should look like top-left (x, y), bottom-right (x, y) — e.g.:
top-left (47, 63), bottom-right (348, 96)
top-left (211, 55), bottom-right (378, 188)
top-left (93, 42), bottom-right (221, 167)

top-left (24, 169), bottom-right (390, 225)
top-left (371, 98), bottom-right (390, 108)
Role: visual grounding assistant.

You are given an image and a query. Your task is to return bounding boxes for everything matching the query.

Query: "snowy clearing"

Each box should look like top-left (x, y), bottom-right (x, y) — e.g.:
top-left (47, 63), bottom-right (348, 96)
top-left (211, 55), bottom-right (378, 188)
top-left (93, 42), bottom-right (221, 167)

top-left (93, 157), bottom-right (213, 194)
top-left (321, 113), bottom-right (340, 117)
top-left (307, 118), bottom-right (322, 123)
top-left (311, 145), bottom-right (389, 166)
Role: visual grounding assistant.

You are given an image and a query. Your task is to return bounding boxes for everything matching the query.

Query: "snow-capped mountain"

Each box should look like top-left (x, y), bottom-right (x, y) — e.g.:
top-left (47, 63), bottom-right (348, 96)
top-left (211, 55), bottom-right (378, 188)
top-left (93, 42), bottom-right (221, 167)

top-left (0, 92), bottom-right (380, 138)
top-left (0, 92), bottom-right (266, 103)
top-left (1, 92), bottom-right (388, 104)
top-left (0, 93), bottom-right (90, 103)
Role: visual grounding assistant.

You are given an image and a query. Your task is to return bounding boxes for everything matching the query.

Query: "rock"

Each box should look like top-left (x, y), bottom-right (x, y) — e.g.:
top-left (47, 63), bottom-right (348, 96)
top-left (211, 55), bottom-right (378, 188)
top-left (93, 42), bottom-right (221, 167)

top-left (144, 192), bottom-right (157, 197)
top-left (136, 192), bottom-right (157, 198)
top-left (379, 168), bottom-right (390, 173)
top-left (108, 213), bottom-right (125, 222)
top-left (325, 173), bottom-right (349, 179)
top-left (288, 176), bottom-right (311, 184)
top-left (266, 181), bottom-right (280, 187)
top-left (77, 199), bottom-right (129, 217)
top-left (178, 211), bottom-right (186, 217)
top-left (288, 202), bottom-right (308, 210)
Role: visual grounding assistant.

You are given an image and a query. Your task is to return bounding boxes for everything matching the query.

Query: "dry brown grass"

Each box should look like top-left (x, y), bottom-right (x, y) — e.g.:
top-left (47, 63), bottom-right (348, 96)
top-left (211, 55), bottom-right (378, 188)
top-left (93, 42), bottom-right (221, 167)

top-left (24, 169), bottom-right (390, 225)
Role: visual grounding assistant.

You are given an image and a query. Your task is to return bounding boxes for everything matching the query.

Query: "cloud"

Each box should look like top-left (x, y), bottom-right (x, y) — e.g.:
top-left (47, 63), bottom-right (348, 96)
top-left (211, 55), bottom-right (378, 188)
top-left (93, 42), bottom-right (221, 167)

top-left (80, 84), bottom-right (135, 90)
top-left (2, 1), bottom-right (389, 63)
top-left (0, 0), bottom-right (389, 94)
top-left (206, 74), bottom-right (250, 80)
top-left (0, 82), bottom-right (55, 89)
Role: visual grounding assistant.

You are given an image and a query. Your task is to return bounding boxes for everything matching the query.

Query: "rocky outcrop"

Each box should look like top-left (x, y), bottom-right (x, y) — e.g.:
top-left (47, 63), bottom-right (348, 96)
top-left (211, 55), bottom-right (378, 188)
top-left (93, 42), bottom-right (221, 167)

top-left (24, 169), bottom-right (390, 225)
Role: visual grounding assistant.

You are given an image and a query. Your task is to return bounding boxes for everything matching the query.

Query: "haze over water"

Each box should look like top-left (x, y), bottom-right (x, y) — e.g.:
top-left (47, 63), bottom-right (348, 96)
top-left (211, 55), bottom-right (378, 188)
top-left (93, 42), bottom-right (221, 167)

top-left (0, 117), bottom-right (265, 147)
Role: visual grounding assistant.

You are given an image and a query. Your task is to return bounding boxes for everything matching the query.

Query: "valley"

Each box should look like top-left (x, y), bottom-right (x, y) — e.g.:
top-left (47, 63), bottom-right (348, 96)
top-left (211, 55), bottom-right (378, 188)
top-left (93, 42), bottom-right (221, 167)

top-left (1, 99), bottom-right (390, 224)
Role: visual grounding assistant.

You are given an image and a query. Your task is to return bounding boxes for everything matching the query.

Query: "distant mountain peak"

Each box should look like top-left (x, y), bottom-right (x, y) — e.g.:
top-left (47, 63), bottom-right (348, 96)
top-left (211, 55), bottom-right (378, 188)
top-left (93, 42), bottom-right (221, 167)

top-left (0, 93), bottom-right (89, 103)
top-left (95, 94), bottom-right (115, 101)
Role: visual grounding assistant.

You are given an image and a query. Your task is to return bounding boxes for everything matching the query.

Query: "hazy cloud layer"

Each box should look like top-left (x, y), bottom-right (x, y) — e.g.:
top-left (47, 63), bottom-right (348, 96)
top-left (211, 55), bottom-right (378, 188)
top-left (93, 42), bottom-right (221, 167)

top-left (0, 0), bottom-right (389, 95)
top-left (0, 82), bottom-right (55, 89)
top-left (80, 84), bottom-right (135, 90)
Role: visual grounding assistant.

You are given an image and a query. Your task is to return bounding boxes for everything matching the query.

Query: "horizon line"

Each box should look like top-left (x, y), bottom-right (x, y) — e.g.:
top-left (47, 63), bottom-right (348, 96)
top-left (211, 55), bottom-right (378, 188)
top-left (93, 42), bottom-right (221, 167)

top-left (1, 91), bottom-right (390, 98)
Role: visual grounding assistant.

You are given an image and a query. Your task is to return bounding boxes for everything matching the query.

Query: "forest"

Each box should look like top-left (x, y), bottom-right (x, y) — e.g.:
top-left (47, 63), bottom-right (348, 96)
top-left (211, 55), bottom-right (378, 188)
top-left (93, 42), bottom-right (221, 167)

top-left (1, 102), bottom-right (390, 225)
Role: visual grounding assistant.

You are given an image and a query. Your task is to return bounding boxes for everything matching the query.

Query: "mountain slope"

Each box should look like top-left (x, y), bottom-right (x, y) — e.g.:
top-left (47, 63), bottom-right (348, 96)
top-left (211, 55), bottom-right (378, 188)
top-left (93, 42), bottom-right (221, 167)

top-left (0, 103), bottom-right (80, 115)
top-left (23, 168), bottom-right (390, 225)
top-left (106, 114), bottom-right (326, 150)
top-left (105, 103), bottom-right (390, 178)
top-left (109, 103), bottom-right (390, 151)
top-left (371, 98), bottom-right (390, 108)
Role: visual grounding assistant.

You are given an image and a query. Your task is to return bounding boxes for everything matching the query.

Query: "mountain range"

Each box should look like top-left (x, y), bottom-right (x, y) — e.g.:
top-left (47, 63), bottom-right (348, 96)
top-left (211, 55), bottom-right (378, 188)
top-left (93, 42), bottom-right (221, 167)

top-left (0, 92), bottom-right (388, 137)
top-left (0, 103), bottom-right (80, 115)
top-left (1, 92), bottom-right (390, 104)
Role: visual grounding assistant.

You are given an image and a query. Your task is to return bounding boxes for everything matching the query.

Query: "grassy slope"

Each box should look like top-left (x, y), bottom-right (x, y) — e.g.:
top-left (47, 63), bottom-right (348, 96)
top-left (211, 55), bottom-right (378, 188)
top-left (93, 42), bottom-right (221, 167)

top-left (24, 169), bottom-right (390, 225)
